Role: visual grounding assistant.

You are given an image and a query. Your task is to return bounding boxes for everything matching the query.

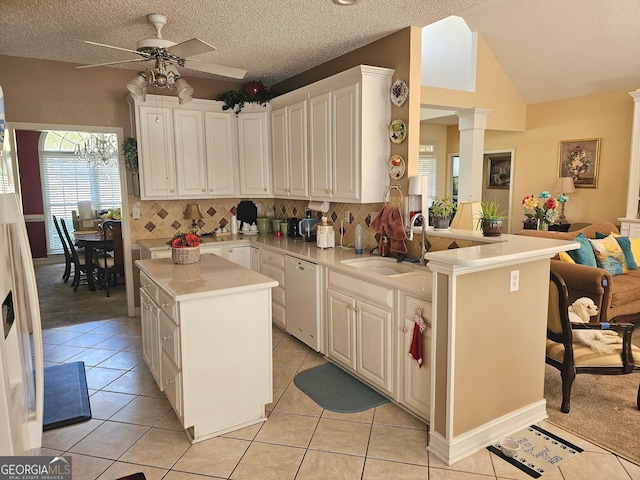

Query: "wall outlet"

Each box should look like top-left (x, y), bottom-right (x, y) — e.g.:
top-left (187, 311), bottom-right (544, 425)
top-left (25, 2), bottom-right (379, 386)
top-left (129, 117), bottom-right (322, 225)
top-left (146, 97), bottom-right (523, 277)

top-left (344, 210), bottom-right (350, 222)
top-left (255, 203), bottom-right (262, 213)
top-left (510, 270), bottom-right (519, 292)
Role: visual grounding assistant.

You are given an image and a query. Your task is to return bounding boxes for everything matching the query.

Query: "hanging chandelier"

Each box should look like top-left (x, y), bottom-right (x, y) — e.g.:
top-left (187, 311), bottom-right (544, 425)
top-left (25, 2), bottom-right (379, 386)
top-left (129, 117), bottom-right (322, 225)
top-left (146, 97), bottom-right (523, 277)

top-left (75, 133), bottom-right (118, 168)
top-left (126, 58), bottom-right (194, 105)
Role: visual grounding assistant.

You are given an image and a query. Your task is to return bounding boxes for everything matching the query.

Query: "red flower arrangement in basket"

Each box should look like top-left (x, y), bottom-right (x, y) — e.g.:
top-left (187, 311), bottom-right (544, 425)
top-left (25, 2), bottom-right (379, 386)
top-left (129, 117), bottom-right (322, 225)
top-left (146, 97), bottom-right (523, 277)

top-left (167, 232), bottom-right (201, 249)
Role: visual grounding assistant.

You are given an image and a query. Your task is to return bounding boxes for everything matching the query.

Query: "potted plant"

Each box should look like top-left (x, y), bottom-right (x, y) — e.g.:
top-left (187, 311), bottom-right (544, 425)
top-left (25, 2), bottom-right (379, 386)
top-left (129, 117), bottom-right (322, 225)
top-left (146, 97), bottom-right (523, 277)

top-left (430, 196), bottom-right (456, 229)
top-left (477, 200), bottom-right (506, 236)
top-left (167, 232), bottom-right (201, 264)
top-left (122, 137), bottom-right (140, 197)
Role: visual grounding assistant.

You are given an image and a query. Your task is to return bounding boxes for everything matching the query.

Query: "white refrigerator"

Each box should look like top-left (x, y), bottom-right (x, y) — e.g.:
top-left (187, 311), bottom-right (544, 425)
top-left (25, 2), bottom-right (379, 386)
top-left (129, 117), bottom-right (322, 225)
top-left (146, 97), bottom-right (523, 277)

top-left (0, 84), bottom-right (45, 454)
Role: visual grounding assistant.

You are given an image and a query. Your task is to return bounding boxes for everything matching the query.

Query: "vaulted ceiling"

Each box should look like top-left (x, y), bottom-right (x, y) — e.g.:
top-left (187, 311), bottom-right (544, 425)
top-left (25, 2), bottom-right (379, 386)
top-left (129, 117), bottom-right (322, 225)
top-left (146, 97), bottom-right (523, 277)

top-left (1, 0), bottom-right (639, 105)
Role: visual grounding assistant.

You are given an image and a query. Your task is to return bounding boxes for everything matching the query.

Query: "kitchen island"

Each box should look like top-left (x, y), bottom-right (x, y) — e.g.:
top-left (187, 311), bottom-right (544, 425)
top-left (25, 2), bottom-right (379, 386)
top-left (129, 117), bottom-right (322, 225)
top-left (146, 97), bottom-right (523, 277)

top-left (135, 254), bottom-right (278, 443)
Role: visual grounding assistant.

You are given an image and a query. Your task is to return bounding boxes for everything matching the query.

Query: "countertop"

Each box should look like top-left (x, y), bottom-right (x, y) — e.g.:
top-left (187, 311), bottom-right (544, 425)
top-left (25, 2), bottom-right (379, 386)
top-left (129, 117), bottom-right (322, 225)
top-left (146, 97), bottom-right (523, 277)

top-left (136, 254), bottom-right (278, 301)
top-left (137, 228), bottom-right (578, 298)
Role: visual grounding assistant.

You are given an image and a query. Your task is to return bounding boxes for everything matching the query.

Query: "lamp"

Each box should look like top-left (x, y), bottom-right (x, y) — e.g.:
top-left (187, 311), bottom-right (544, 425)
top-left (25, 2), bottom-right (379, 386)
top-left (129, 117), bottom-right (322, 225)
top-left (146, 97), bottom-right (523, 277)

top-left (126, 58), bottom-right (194, 104)
top-left (74, 133), bottom-right (118, 168)
top-left (184, 204), bottom-right (203, 234)
top-left (554, 177), bottom-right (575, 224)
top-left (450, 201), bottom-right (482, 231)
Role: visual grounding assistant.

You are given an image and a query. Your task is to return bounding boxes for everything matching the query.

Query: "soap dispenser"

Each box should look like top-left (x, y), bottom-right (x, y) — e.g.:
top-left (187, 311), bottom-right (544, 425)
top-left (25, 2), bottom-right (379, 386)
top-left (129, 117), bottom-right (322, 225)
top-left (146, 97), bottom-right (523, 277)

top-left (355, 223), bottom-right (363, 254)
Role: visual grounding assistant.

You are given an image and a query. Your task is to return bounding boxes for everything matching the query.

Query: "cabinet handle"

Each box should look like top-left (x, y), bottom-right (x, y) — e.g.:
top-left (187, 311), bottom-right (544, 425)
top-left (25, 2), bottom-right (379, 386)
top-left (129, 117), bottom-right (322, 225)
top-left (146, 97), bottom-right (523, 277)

top-left (402, 326), bottom-right (409, 333)
top-left (264, 188), bottom-right (267, 192)
top-left (162, 303), bottom-right (169, 308)
top-left (347, 305), bottom-right (352, 311)
top-left (209, 188), bottom-right (213, 192)
top-left (170, 188), bottom-right (175, 193)
top-left (165, 379), bottom-right (174, 386)
top-left (354, 307), bottom-right (359, 312)
top-left (228, 248), bottom-right (234, 253)
top-left (202, 188), bottom-right (206, 192)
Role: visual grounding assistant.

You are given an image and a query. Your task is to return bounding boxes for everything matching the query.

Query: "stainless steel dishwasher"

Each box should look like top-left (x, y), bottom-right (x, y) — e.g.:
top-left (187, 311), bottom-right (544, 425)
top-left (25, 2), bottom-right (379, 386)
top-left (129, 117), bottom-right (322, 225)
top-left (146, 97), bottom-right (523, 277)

top-left (285, 255), bottom-right (320, 351)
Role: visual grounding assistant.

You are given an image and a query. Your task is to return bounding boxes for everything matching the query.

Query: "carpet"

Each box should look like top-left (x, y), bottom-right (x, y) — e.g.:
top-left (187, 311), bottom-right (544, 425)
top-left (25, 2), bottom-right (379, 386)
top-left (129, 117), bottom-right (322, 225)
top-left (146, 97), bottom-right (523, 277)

top-left (293, 362), bottom-right (389, 413)
top-left (544, 363), bottom-right (640, 465)
top-left (43, 361), bottom-right (91, 431)
top-left (488, 425), bottom-right (583, 478)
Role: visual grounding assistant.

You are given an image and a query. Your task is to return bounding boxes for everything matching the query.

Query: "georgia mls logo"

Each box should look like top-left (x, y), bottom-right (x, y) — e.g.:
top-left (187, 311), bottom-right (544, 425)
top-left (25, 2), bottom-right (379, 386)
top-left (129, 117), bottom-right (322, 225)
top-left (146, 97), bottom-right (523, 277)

top-left (0, 455), bottom-right (72, 480)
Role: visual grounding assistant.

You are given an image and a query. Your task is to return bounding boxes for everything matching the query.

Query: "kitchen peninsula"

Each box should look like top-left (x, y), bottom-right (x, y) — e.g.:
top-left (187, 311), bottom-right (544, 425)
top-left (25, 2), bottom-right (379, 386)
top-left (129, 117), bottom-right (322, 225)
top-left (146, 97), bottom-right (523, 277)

top-left (136, 228), bottom-right (577, 464)
top-left (135, 254), bottom-right (278, 443)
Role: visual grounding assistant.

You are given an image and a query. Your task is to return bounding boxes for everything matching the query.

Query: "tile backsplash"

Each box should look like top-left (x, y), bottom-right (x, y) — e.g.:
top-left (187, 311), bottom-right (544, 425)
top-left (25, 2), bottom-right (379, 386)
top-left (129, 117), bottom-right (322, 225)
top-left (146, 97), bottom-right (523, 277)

top-left (127, 196), bottom-right (479, 257)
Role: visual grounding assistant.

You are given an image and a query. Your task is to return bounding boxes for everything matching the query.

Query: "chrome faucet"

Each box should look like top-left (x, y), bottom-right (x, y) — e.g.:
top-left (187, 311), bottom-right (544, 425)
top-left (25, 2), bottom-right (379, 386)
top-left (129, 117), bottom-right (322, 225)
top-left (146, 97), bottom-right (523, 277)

top-left (408, 214), bottom-right (427, 266)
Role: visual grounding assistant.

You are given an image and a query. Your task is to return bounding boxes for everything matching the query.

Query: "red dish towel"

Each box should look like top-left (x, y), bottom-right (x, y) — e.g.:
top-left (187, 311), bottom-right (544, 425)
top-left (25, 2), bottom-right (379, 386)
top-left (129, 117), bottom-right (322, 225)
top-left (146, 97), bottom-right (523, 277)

top-left (409, 310), bottom-right (427, 368)
top-left (370, 206), bottom-right (407, 254)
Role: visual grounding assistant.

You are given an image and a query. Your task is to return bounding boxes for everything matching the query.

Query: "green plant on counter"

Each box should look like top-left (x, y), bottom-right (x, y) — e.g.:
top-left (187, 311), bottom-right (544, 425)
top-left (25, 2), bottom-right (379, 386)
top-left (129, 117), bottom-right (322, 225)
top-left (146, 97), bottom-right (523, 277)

top-left (476, 200), bottom-right (506, 225)
top-left (122, 137), bottom-right (138, 173)
top-left (430, 196), bottom-right (456, 219)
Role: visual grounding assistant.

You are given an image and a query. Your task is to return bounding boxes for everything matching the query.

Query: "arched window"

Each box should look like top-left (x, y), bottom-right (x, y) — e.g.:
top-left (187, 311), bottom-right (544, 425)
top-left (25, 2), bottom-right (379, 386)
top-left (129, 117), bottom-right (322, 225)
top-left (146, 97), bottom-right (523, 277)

top-left (40, 131), bottom-right (121, 254)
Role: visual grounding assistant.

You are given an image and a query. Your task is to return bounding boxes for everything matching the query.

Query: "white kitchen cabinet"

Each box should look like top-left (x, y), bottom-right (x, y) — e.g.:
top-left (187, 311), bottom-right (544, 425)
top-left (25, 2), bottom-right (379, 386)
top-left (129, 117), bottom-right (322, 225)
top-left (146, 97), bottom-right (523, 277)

top-left (173, 108), bottom-right (206, 198)
top-left (327, 270), bottom-right (394, 394)
top-left (224, 244), bottom-right (251, 269)
top-left (271, 99), bottom-right (308, 198)
top-left (204, 111), bottom-right (237, 197)
top-left (140, 278), bottom-right (160, 385)
top-left (260, 247), bottom-right (286, 329)
top-left (136, 255), bottom-right (276, 443)
top-left (397, 292), bottom-right (431, 422)
top-left (307, 65), bottom-right (393, 203)
top-left (137, 104), bottom-right (177, 199)
top-left (238, 106), bottom-right (272, 197)
top-left (250, 246), bottom-right (260, 272)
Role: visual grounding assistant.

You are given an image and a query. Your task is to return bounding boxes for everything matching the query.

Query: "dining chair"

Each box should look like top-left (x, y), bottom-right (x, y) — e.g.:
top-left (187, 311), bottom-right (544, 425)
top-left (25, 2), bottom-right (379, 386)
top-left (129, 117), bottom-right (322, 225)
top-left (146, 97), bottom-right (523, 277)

top-left (95, 220), bottom-right (124, 297)
top-left (52, 215), bottom-right (73, 283)
top-left (60, 220), bottom-right (92, 292)
top-left (546, 271), bottom-right (640, 413)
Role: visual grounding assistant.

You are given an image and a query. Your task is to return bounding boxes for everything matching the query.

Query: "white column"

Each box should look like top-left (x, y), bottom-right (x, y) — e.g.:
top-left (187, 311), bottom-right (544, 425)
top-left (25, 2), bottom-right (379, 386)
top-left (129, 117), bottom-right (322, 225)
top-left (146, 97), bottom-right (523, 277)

top-left (456, 108), bottom-right (491, 202)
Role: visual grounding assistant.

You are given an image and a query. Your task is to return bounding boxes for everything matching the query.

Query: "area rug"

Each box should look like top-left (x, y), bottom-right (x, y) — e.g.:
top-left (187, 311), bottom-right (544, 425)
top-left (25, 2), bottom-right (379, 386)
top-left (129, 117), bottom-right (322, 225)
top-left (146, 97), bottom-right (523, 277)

top-left (43, 361), bottom-right (91, 431)
top-left (544, 363), bottom-right (640, 465)
top-left (293, 362), bottom-right (389, 413)
top-left (488, 425), bottom-right (583, 478)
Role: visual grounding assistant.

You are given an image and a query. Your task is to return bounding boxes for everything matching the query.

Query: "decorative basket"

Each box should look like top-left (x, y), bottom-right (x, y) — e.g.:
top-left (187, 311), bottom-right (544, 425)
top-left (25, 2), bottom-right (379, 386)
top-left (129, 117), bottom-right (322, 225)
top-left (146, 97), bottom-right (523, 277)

top-left (172, 246), bottom-right (200, 265)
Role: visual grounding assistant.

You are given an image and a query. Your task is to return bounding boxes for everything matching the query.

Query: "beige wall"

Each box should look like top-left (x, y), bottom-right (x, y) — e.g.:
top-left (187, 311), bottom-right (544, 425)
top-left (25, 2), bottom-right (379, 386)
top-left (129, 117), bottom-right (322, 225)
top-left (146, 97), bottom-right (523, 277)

top-left (446, 90), bottom-right (633, 227)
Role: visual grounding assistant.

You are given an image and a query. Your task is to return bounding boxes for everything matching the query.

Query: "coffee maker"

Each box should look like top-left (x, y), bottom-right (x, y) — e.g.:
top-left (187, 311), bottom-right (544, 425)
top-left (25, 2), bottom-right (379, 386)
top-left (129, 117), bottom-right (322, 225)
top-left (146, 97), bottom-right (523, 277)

top-left (316, 216), bottom-right (335, 249)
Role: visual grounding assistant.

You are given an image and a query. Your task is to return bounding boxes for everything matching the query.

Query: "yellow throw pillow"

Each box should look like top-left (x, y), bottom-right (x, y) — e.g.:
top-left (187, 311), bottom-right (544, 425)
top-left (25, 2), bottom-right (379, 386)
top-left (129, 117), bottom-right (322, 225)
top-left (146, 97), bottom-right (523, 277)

top-left (557, 251), bottom-right (576, 263)
top-left (630, 237), bottom-right (640, 267)
top-left (589, 234), bottom-right (628, 276)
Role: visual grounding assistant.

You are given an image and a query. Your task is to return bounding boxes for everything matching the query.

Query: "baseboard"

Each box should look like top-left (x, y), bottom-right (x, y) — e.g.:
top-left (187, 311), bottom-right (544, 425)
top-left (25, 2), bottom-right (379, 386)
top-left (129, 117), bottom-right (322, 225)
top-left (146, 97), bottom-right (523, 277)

top-left (428, 400), bottom-right (548, 465)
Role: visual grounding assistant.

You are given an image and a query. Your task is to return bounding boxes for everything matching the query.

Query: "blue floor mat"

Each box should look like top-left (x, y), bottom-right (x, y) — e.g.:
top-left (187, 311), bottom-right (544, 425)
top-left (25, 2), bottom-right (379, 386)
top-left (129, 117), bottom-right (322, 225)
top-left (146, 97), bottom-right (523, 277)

top-left (43, 361), bottom-right (91, 431)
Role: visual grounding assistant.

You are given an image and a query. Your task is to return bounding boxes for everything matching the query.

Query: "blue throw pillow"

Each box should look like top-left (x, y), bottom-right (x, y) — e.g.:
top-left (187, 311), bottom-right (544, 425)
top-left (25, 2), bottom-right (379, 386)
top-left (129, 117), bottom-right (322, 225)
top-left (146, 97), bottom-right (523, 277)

top-left (595, 232), bottom-right (638, 270)
top-left (567, 232), bottom-right (597, 267)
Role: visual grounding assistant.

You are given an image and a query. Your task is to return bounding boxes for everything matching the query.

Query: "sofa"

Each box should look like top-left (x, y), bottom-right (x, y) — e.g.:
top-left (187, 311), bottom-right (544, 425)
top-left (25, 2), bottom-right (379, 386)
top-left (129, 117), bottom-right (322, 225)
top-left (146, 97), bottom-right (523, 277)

top-left (517, 222), bottom-right (640, 323)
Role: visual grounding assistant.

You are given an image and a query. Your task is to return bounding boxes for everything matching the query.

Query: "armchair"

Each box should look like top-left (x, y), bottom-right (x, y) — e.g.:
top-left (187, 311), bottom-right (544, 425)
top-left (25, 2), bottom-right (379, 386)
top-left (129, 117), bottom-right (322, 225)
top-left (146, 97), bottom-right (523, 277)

top-left (546, 271), bottom-right (640, 413)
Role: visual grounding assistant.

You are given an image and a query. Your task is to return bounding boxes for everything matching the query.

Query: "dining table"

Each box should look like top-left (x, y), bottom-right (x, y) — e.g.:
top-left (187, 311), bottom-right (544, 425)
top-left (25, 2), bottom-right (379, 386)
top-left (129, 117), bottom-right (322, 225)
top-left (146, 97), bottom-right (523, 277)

top-left (73, 229), bottom-right (113, 291)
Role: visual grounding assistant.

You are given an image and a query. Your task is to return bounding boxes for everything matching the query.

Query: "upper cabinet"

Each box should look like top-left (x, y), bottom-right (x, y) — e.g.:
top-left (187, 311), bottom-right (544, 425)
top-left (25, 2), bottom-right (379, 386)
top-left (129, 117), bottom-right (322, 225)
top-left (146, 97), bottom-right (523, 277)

top-left (129, 95), bottom-right (268, 200)
top-left (274, 65), bottom-right (394, 203)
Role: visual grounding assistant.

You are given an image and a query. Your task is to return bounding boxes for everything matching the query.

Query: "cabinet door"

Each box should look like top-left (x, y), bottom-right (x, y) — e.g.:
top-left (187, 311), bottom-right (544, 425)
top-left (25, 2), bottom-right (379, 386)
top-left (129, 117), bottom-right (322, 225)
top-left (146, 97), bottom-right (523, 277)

top-left (287, 100), bottom-right (309, 198)
top-left (225, 245), bottom-right (251, 269)
top-left (332, 83), bottom-right (359, 202)
top-left (271, 107), bottom-right (289, 197)
top-left (137, 105), bottom-right (176, 199)
top-left (327, 289), bottom-right (357, 369)
top-left (402, 317), bottom-right (431, 419)
top-left (356, 300), bottom-right (392, 393)
top-left (238, 111), bottom-right (271, 196)
top-left (308, 92), bottom-right (332, 199)
top-left (174, 109), bottom-right (207, 198)
top-left (250, 246), bottom-right (260, 272)
top-left (204, 111), bottom-right (237, 196)
top-left (140, 289), bottom-right (161, 386)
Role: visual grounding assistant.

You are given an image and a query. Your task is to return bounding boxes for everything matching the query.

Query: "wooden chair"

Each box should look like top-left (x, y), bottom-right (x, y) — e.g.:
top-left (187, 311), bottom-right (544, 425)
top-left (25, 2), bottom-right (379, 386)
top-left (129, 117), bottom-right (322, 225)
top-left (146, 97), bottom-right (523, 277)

top-left (95, 220), bottom-right (124, 297)
top-left (546, 271), bottom-right (640, 413)
top-left (60, 220), bottom-right (92, 292)
top-left (52, 215), bottom-right (73, 283)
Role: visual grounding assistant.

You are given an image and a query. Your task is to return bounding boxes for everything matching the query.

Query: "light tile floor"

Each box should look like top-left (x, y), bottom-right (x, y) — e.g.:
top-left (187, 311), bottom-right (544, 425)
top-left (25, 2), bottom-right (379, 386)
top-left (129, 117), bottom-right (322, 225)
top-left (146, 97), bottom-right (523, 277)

top-left (35, 316), bottom-right (640, 480)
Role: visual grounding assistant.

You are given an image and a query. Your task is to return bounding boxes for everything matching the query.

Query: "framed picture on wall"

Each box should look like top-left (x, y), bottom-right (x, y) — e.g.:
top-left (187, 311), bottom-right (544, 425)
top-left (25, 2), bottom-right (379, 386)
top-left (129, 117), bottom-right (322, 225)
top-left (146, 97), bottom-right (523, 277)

top-left (486, 157), bottom-right (511, 189)
top-left (558, 138), bottom-right (601, 188)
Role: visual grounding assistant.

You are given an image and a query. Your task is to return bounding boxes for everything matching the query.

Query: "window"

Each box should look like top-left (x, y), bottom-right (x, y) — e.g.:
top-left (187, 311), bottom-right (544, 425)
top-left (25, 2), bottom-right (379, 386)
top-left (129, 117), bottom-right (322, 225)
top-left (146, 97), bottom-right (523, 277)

top-left (418, 142), bottom-right (438, 207)
top-left (40, 131), bottom-right (121, 255)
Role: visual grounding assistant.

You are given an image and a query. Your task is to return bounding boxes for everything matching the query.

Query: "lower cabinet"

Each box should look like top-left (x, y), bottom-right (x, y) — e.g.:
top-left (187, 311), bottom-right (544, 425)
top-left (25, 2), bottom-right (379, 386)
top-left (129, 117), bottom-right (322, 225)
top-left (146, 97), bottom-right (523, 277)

top-left (140, 280), bottom-right (160, 385)
top-left (326, 271), bottom-right (393, 395)
top-left (260, 247), bottom-right (286, 329)
top-left (397, 292), bottom-right (432, 422)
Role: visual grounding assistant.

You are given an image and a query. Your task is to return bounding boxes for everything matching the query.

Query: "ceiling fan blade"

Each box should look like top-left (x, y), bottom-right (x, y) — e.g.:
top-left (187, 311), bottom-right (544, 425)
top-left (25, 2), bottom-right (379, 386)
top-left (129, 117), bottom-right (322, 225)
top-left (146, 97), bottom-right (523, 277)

top-left (76, 58), bottom-right (151, 69)
top-left (167, 38), bottom-right (216, 58)
top-left (183, 59), bottom-right (247, 79)
top-left (81, 39), bottom-right (145, 57)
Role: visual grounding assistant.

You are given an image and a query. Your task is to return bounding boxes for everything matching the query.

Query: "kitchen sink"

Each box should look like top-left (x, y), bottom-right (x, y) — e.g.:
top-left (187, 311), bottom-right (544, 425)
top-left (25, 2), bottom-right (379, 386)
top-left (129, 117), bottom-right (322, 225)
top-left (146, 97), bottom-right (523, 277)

top-left (340, 257), bottom-right (417, 276)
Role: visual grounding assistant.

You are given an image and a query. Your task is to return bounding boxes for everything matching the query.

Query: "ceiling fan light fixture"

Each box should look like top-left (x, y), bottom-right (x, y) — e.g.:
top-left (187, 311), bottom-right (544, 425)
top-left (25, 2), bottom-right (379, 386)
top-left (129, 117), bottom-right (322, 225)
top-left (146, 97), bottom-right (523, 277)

top-left (176, 78), bottom-right (194, 105)
top-left (127, 73), bottom-right (148, 101)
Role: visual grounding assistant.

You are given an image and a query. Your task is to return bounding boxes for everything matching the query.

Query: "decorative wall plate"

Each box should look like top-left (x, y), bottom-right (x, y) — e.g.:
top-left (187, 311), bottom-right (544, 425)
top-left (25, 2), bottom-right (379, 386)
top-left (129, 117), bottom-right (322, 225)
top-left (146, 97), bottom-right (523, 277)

top-left (388, 155), bottom-right (406, 180)
top-left (390, 79), bottom-right (409, 107)
top-left (389, 119), bottom-right (406, 144)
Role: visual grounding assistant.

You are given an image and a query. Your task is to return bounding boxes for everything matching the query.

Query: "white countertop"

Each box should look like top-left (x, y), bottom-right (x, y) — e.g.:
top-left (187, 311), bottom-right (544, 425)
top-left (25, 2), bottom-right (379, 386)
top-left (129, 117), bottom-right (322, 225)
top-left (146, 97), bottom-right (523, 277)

top-left (136, 254), bottom-right (278, 301)
top-left (137, 228), bottom-right (578, 297)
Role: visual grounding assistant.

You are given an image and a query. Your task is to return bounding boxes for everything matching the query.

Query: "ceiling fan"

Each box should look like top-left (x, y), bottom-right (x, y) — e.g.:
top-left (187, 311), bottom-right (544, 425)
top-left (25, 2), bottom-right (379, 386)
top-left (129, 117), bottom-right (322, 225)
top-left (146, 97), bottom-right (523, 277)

top-left (77, 13), bottom-right (247, 103)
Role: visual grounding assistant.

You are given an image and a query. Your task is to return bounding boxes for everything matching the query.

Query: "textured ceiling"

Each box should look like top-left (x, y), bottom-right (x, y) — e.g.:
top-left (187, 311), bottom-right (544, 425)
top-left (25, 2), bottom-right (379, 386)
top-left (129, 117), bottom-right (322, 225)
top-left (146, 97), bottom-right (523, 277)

top-left (1, 0), bottom-right (639, 105)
